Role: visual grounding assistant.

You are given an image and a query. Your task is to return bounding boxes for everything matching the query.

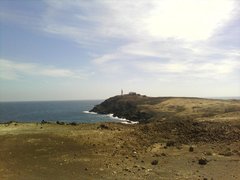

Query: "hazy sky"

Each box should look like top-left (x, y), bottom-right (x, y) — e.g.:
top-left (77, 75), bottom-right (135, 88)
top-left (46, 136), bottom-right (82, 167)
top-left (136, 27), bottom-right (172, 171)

top-left (0, 0), bottom-right (239, 101)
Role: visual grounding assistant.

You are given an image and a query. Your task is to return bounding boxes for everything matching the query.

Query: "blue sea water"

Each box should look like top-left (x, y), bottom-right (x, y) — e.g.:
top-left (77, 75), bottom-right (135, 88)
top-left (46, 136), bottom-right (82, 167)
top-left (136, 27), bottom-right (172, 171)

top-left (0, 100), bottom-right (124, 123)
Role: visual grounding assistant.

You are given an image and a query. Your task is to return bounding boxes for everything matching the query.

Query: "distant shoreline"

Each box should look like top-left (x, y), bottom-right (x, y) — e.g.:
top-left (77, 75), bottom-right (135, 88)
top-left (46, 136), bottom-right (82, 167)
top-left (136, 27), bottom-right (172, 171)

top-left (0, 99), bottom-right (104, 103)
top-left (1, 96), bottom-right (240, 103)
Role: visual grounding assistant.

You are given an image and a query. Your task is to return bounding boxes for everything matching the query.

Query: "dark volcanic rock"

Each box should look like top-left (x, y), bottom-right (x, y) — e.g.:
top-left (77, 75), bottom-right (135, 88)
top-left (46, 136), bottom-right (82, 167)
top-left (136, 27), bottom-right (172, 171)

top-left (56, 121), bottom-right (65, 125)
top-left (198, 158), bottom-right (208, 165)
top-left (98, 124), bottom-right (109, 130)
top-left (151, 160), bottom-right (158, 165)
top-left (41, 120), bottom-right (48, 124)
top-left (90, 94), bottom-right (155, 123)
top-left (189, 146), bottom-right (194, 152)
top-left (166, 141), bottom-right (175, 147)
top-left (68, 122), bottom-right (77, 126)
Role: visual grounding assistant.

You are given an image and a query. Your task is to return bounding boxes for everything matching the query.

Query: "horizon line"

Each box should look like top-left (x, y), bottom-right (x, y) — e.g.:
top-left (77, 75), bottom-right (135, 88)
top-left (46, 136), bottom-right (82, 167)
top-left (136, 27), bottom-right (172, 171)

top-left (1, 95), bottom-right (240, 103)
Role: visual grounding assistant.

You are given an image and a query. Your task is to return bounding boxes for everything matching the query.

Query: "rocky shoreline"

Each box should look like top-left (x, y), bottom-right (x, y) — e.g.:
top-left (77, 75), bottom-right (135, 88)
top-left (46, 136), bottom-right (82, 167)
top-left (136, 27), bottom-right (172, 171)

top-left (90, 94), bottom-right (156, 122)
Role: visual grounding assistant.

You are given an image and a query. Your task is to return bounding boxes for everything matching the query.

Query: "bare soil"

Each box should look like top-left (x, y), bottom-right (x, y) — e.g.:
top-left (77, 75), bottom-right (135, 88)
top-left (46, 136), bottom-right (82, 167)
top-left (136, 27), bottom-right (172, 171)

top-left (0, 120), bottom-right (239, 180)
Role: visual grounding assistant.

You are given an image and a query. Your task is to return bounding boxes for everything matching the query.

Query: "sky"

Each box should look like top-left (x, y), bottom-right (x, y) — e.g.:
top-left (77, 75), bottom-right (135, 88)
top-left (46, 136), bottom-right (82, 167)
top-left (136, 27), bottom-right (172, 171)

top-left (0, 0), bottom-right (239, 101)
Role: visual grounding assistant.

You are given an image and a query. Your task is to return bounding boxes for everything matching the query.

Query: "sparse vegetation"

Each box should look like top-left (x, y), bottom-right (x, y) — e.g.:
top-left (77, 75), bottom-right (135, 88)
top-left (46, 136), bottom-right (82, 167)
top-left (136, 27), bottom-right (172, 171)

top-left (56, 121), bottom-right (65, 125)
top-left (41, 120), bottom-right (48, 124)
top-left (68, 122), bottom-right (77, 126)
top-left (98, 124), bottom-right (109, 130)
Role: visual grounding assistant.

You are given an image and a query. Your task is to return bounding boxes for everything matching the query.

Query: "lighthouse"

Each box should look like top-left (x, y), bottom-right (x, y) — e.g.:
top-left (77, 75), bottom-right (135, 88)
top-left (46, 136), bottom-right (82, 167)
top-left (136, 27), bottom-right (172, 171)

top-left (121, 89), bottom-right (123, 96)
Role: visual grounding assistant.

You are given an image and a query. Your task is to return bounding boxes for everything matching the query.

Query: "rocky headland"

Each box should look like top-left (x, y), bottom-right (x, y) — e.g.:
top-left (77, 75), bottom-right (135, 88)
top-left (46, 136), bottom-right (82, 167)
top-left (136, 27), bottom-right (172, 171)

top-left (90, 94), bottom-right (155, 122)
top-left (90, 94), bottom-right (240, 144)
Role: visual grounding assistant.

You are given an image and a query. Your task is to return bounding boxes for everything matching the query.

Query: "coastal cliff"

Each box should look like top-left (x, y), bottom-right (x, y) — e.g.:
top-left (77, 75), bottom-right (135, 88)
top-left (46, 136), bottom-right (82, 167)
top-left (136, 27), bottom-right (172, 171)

top-left (90, 94), bottom-right (160, 122)
top-left (90, 94), bottom-right (240, 144)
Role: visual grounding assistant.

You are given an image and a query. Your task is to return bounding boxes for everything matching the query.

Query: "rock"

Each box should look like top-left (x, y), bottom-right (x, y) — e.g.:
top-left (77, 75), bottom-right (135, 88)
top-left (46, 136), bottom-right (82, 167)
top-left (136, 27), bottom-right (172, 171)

top-left (69, 122), bottom-right (77, 126)
top-left (6, 121), bottom-right (17, 125)
top-left (151, 160), bottom-right (158, 165)
top-left (166, 141), bottom-right (175, 147)
top-left (204, 151), bottom-right (212, 156)
top-left (147, 168), bottom-right (153, 172)
top-left (123, 168), bottom-right (131, 172)
top-left (189, 146), bottom-right (194, 152)
top-left (198, 158), bottom-right (207, 165)
top-left (98, 124), bottom-right (109, 130)
top-left (41, 120), bottom-right (48, 124)
top-left (176, 146), bottom-right (182, 150)
top-left (219, 151), bottom-right (233, 156)
top-left (161, 153), bottom-right (166, 156)
top-left (56, 121), bottom-right (65, 125)
top-left (232, 149), bottom-right (238, 154)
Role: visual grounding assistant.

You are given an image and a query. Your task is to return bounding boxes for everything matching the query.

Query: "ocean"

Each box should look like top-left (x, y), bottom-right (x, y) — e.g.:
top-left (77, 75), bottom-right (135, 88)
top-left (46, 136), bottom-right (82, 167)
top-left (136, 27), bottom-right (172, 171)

top-left (0, 100), bottom-right (129, 124)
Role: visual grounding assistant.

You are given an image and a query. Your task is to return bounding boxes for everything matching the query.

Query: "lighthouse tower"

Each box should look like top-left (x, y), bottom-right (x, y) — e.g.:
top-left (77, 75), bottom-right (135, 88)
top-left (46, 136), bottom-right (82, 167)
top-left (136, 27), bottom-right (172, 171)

top-left (121, 89), bottom-right (123, 96)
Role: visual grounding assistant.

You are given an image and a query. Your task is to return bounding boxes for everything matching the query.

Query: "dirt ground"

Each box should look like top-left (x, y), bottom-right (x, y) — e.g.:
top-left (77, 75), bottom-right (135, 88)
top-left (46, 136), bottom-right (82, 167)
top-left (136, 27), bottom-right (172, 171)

top-left (0, 122), bottom-right (239, 180)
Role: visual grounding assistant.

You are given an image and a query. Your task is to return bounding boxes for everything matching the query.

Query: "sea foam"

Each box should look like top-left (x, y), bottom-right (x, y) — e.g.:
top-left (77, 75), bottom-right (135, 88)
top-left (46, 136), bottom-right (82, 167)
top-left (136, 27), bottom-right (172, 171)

top-left (83, 111), bottom-right (97, 115)
top-left (107, 114), bottom-right (139, 124)
top-left (83, 111), bottom-right (138, 124)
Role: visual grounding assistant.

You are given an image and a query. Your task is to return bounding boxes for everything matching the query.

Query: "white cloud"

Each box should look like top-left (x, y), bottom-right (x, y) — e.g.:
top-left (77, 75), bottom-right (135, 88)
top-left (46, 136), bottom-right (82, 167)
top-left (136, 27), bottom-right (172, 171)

top-left (196, 60), bottom-right (239, 75)
top-left (1, 0), bottom-right (239, 86)
top-left (40, 0), bottom-right (236, 43)
top-left (0, 59), bottom-right (35, 80)
top-left (120, 40), bottom-right (192, 59)
top-left (92, 54), bottom-right (118, 64)
top-left (91, 38), bottom-right (240, 79)
top-left (40, 0), bottom-right (239, 81)
top-left (2, 0), bottom-right (237, 44)
top-left (137, 61), bottom-right (188, 73)
top-left (143, 0), bottom-right (235, 41)
top-left (0, 59), bottom-right (87, 80)
top-left (135, 58), bottom-right (239, 79)
top-left (40, 68), bottom-right (75, 78)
